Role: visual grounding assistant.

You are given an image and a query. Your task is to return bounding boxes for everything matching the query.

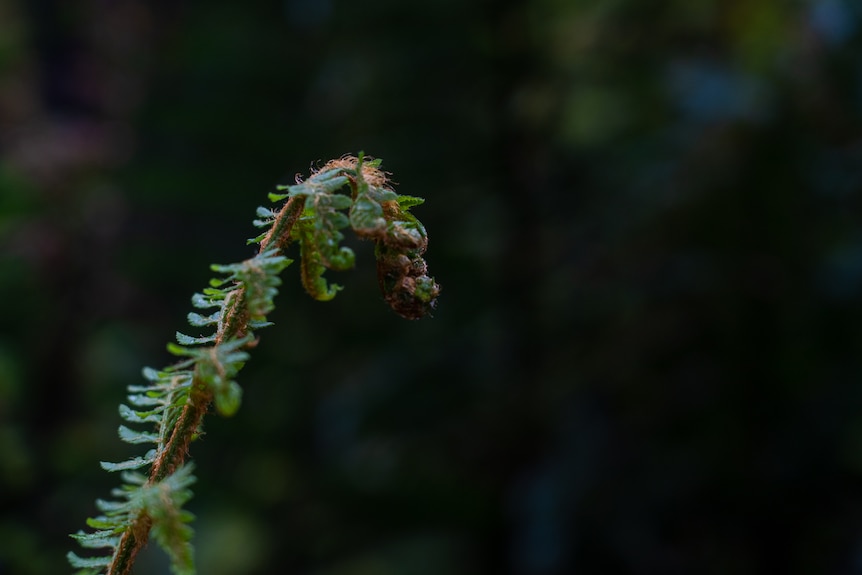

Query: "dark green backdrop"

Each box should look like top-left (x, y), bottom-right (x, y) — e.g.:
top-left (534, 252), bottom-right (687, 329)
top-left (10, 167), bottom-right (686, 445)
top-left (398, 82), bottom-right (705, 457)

top-left (3, 0), bottom-right (862, 574)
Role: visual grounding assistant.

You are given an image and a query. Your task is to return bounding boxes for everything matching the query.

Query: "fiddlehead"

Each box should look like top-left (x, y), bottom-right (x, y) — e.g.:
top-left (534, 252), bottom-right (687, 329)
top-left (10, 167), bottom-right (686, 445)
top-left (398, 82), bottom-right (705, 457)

top-left (69, 154), bottom-right (439, 575)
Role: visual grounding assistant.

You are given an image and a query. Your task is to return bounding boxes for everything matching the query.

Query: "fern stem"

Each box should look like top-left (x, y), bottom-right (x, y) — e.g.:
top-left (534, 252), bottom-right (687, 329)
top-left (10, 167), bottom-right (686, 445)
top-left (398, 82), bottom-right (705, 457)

top-left (105, 194), bottom-right (306, 575)
top-left (218, 290), bottom-right (250, 345)
top-left (107, 515), bottom-right (152, 575)
top-left (156, 195), bottom-right (305, 481)
top-left (151, 391), bottom-right (208, 482)
top-left (260, 194), bottom-right (305, 252)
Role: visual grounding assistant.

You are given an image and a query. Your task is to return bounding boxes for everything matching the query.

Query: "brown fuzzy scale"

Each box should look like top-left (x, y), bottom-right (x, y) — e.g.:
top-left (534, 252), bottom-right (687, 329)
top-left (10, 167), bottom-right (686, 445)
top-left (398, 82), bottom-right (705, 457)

top-left (317, 155), bottom-right (390, 188)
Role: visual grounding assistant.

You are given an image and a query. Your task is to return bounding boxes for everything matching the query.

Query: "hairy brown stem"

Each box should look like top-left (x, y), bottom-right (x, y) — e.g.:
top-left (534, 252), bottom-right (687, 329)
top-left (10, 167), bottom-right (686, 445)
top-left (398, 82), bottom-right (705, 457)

top-left (105, 195), bottom-right (305, 575)
top-left (260, 195), bottom-right (305, 252)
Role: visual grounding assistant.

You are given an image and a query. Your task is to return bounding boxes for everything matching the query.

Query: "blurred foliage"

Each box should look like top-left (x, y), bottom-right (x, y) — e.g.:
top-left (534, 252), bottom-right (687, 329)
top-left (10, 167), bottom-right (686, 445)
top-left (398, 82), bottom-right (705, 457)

top-left (3, 0), bottom-right (862, 574)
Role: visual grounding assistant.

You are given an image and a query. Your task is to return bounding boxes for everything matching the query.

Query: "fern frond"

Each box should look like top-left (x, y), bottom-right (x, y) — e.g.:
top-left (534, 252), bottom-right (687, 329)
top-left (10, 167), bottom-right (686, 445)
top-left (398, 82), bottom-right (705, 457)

top-left (71, 154), bottom-right (440, 575)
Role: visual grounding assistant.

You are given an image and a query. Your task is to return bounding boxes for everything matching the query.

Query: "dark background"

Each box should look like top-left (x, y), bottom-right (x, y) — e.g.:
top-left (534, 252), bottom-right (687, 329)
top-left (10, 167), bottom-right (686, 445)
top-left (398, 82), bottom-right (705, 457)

top-left (3, 0), bottom-right (862, 574)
